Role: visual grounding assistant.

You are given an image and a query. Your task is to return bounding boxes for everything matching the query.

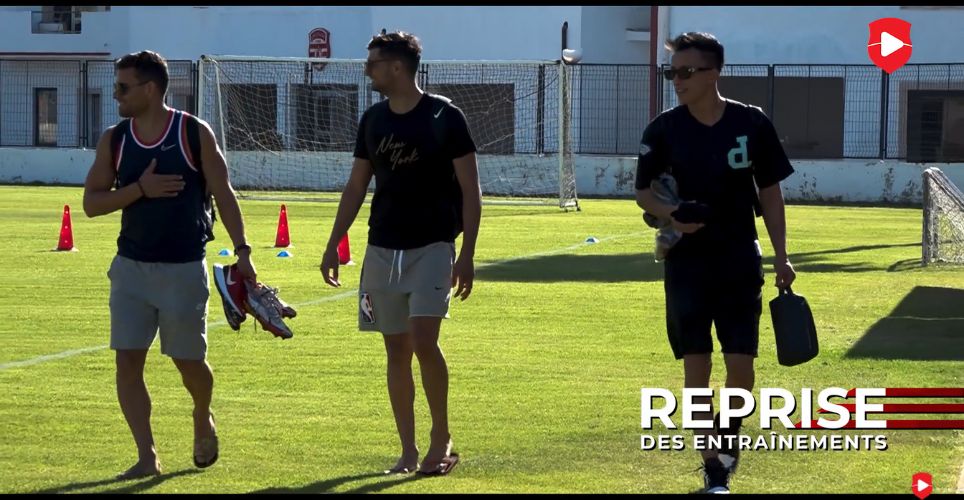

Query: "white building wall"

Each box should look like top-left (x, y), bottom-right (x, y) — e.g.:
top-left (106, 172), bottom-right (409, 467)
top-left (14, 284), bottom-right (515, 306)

top-left (0, 9), bottom-right (112, 55)
top-left (370, 7), bottom-right (584, 61)
top-left (0, 6), bottom-right (592, 62)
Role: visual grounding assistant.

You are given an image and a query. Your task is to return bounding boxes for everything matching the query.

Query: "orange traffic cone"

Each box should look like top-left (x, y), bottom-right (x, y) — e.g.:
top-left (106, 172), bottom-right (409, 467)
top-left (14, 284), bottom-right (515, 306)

top-left (56, 204), bottom-right (77, 251)
top-left (275, 204), bottom-right (291, 247)
top-left (337, 233), bottom-right (353, 265)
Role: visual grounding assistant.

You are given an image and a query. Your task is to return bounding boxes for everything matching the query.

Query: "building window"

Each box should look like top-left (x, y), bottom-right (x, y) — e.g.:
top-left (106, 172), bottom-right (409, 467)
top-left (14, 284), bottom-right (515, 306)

top-left (428, 83), bottom-right (515, 154)
top-left (716, 75), bottom-right (845, 159)
top-left (292, 84), bottom-right (359, 152)
top-left (771, 76), bottom-right (845, 159)
top-left (223, 84), bottom-right (280, 151)
top-left (907, 90), bottom-right (964, 162)
top-left (35, 88), bottom-right (58, 147)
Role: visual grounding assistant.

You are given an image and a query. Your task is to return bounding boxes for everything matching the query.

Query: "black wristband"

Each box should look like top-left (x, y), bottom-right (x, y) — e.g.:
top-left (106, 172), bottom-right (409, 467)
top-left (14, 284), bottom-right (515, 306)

top-left (235, 243), bottom-right (251, 255)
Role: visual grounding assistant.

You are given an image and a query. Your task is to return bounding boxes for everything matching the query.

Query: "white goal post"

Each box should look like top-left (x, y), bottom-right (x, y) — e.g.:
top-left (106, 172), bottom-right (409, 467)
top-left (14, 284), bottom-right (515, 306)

top-left (197, 55), bottom-right (579, 210)
top-left (922, 167), bottom-right (964, 265)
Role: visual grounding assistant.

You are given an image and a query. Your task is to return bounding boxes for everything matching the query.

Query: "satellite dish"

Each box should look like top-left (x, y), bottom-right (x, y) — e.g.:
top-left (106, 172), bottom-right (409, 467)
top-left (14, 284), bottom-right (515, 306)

top-left (562, 48), bottom-right (583, 64)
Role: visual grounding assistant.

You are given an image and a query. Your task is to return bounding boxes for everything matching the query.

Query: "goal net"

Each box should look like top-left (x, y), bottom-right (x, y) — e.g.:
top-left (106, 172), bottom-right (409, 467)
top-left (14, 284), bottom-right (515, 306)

top-left (922, 167), bottom-right (964, 265)
top-left (198, 55), bottom-right (579, 209)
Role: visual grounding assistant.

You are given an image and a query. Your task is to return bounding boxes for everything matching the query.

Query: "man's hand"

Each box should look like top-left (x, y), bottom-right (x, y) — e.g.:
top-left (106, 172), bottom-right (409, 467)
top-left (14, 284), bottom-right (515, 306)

top-left (671, 218), bottom-right (705, 234)
top-left (774, 259), bottom-right (796, 289)
top-left (671, 201), bottom-right (713, 224)
top-left (138, 159), bottom-right (185, 198)
top-left (319, 247), bottom-right (341, 287)
top-left (451, 254), bottom-right (474, 301)
top-left (669, 201), bottom-right (711, 234)
top-left (237, 251), bottom-right (257, 283)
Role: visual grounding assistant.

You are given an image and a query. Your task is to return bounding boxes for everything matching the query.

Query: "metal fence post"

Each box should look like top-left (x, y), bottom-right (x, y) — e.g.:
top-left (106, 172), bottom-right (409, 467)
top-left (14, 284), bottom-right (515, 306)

top-left (879, 69), bottom-right (890, 159)
top-left (80, 60), bottom-right (88, 147)
top-left (767, 64), bottom-right (776, 120)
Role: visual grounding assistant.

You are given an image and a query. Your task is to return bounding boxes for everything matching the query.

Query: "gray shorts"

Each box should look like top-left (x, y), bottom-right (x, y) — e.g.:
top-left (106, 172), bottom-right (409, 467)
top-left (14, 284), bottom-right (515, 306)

top-left (359, 241), bottom-right (456, 335)
top-left (108, 254), bottom-right (209, 360)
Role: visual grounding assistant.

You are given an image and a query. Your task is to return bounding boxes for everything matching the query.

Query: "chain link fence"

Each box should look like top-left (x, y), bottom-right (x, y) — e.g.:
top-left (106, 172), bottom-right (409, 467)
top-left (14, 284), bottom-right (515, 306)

top-left (1, 58), bottom-right (962, 162)
top-left (0, 59), bottom-right (195, 148)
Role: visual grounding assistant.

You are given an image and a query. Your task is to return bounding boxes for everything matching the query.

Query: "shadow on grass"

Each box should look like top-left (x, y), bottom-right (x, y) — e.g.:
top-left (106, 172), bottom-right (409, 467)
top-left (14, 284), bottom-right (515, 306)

top-left (887, 258), bottom-right (923, 272)
top-left (762, 242), bottom-right (922, 274)
top-left (477, 252), bottom-right (664, 283)
top-left (476, 242), bottom-right (924, 284)
top-left (29, 468), bottom-right (202, 494)
top-left (845, 286), bottom-right (964, 361)
top-left (248, 470), bottom-right (423, 494)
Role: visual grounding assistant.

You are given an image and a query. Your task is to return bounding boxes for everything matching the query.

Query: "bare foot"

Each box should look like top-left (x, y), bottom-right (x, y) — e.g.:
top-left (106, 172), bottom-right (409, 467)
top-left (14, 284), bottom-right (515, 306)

top-left (193, 408), bottom-right (217, 437)
top-left (193, 410), bottom-right (219, 468)
top-left (116, 459), bottom-right (162, 480)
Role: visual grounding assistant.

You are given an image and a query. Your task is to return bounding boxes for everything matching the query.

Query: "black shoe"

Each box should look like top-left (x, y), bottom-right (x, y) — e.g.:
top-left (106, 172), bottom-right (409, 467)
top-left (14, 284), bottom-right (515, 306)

top-left (702, 457), bottom-right (731, 494)
top-left (714, 413), bottom-right (742, 472)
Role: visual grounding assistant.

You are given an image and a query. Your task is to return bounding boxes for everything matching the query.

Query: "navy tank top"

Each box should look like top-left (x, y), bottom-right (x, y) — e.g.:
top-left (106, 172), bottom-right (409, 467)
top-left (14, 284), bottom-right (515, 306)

top-left (113, 109), bottom-right (213, 263)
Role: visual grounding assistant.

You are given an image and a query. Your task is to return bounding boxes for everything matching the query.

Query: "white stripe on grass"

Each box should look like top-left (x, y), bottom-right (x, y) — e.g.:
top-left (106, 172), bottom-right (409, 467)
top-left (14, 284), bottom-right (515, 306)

top-left (0, 232), bottom-right (644, 371)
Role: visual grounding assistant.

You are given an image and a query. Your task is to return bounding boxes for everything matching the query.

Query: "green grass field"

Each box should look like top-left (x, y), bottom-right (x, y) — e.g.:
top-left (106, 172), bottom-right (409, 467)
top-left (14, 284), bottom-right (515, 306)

top-left (0, 185), bottom-right (961, 494)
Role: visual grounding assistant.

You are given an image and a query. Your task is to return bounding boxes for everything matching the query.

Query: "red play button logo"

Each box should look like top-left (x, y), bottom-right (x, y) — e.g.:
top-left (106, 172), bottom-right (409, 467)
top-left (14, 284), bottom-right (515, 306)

top-left (912, 472), bottom-right (932, 499)
top-left (868, 18), bottom-right (913, 73)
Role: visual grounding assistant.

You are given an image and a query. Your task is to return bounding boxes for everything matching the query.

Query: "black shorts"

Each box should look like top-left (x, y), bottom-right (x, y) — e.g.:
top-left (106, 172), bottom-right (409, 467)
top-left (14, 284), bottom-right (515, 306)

top-left (663, 246), bottom-right (764, 360)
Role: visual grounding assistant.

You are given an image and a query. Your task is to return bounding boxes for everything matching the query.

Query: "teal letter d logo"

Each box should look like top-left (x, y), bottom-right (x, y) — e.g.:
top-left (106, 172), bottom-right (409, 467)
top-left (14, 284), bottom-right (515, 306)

top-left (728, 136), bottom-right (752, 170)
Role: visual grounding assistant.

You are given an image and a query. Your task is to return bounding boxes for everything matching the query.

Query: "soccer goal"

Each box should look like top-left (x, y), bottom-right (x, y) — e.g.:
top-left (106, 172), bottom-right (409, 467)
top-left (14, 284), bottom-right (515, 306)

top-left (922, 167), bottom-right (964, 265)
top-left (197, 55), bottom-right (579, 210)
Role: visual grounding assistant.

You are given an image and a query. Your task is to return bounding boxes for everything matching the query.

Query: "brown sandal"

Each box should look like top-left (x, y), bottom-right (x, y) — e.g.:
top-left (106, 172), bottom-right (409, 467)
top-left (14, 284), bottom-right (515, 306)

top-left (417, 453), bottom-right (460, 476)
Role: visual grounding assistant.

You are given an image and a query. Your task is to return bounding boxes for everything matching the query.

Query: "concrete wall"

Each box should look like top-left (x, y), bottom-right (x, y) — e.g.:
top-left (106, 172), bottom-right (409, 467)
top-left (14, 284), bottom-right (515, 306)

top-left (579, 6), bottom-right (650, 64)
top-left (0, 9), bottom-right (112, 54)
top-left (572, 156), bottom-right (964, 205)
top-left (0, 6), bottom-right (592, 62)
top-left (119, 6), bottom-right (374, 61)
top-left (4, 147), bottom-right (963, 204)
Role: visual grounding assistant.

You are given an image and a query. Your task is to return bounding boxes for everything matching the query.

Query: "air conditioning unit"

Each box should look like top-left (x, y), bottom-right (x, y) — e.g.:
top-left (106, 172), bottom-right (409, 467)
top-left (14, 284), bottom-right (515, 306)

top-left (37, 22), bottom-right (65, 33)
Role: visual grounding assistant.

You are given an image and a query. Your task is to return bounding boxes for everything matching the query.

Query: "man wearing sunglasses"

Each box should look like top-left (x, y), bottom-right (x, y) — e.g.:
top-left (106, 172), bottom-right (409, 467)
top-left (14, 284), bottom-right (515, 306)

top-left (83, 50), bottom-right (258, 479)
top-left (320, 31), bottom-right (481, 477)
top-left (634, 32), bottom-right (796, 494)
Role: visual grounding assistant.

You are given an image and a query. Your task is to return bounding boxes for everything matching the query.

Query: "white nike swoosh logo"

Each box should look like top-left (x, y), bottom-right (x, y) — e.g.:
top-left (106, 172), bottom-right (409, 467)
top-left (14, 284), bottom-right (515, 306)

top-left (434, 108), bottom-right (444, 119)
top-left (161, 144), bottom-right (175, 151)
top-left (226, 273), bottom-right (236, 286)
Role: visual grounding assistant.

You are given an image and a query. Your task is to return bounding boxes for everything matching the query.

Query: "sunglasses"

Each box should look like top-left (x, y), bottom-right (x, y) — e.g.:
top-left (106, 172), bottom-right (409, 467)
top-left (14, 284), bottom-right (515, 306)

top-left (364, 58), bottom-right (394, 69)
top-left (663, 66), bottom-right (715, 81)
top-left (113, 80), bottom-right (150, 95)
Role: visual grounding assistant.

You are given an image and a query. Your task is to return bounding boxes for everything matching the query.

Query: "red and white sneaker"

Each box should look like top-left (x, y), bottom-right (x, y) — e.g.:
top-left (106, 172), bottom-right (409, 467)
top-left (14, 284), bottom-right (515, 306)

top-left (213, 263), bottom-right (247, 331)
top-left (244, 281), bottom-right (294, 339)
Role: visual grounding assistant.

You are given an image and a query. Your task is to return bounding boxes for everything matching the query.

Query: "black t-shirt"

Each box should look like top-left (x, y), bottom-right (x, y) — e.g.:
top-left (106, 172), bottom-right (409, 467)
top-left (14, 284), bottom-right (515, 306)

top-left (635, 99), bottom-right (794, 258)
top-left (354, 93), bottom-right (477, 250)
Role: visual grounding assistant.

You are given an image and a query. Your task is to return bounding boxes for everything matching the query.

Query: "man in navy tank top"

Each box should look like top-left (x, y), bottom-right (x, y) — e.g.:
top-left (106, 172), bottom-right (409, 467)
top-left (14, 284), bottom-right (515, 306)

top-left (82, 50), bottom-right (258, 479)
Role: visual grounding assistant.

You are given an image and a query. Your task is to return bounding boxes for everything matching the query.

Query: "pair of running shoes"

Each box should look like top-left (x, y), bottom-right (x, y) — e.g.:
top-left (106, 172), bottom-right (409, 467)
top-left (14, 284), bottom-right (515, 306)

top-left (212, 263), bottom-right (296, 339)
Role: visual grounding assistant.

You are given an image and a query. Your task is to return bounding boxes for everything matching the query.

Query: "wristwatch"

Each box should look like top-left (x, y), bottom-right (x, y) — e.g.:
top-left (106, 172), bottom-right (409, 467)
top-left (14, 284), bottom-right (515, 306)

top-left (235, 243), bottom-right (252, 255)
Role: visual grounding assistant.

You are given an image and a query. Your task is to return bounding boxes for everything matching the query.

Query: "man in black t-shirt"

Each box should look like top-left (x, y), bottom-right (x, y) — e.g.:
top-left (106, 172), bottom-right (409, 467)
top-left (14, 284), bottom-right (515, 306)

top-left (635, 32), bottom-right (797, 494)
top-left (320, 31), bottom-right (481, 477)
